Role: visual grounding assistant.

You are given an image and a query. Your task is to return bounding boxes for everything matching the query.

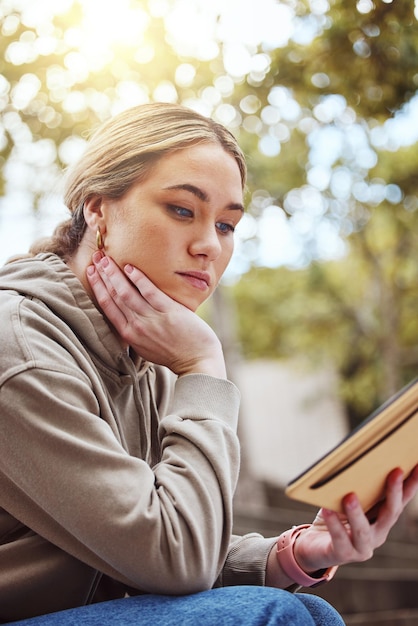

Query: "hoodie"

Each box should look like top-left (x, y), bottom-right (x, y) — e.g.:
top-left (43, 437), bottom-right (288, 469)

top-left (0, 254), bottom-right (274, 623)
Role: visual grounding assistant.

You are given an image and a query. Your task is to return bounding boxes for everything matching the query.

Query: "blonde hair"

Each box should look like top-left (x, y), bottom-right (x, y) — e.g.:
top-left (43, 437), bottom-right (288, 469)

top-left (31, 102), bottom-right (247, 260)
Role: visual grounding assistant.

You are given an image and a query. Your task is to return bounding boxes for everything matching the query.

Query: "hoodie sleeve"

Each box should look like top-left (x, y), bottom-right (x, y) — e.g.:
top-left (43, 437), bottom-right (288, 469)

top-left (0, 366), bottom-right (241, 595)
top-left (0, 269), bottom-right (243, 597)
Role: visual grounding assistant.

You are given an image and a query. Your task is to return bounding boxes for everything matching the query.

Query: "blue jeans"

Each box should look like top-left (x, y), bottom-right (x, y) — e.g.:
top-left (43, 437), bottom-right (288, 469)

top-left (8, 586), bottom-right (345, 625)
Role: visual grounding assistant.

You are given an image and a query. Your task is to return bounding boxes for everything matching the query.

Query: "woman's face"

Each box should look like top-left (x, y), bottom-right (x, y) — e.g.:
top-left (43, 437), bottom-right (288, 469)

top-left (101, 143), bottom-right (244, 311)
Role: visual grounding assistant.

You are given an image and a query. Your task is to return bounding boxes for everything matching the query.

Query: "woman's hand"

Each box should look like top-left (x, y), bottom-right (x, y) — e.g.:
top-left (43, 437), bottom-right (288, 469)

top-left (86, 253), bottom-right (227, 379)
top-left (294, 465), bottom-right (418, 573)
top-left (267, 465), bottom-right (418, 588)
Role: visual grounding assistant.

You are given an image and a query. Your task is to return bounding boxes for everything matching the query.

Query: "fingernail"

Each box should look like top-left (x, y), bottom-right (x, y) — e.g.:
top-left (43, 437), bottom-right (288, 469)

top-left (92, 251), bottom-right (102, 264)
top-left (125, 264), bottom-right (133, 274)
top-left (321, 508), bottom-right (333, 517)
top-left (344, 493), bottom-right (359, 510)
top-left (86, 265), bottom-right (95, 276)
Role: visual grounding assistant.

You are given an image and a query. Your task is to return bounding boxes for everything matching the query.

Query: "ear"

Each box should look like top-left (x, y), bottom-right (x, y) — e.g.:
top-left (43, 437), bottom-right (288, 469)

top-left (83, 196), bottom-right (107, 234)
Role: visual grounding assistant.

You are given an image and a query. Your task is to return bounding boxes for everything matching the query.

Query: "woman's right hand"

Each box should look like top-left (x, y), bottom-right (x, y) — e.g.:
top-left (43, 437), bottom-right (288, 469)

top-left (86, 253), bottom-right (227, 379)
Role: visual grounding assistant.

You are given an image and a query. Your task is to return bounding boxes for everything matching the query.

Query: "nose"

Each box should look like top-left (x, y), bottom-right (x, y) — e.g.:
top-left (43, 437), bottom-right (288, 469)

top-left (188, 224), bottom-right (222, 260)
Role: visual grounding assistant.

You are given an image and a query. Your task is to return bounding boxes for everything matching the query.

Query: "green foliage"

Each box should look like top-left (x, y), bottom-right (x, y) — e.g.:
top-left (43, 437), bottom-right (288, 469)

top-left (224, 0), bottom-right (418, 426)
top-left (268, 0), bottom-right (418, 119)
top-left (1, 0), bottom-right (418, 423)
top-left (230, 241), bottom-right (416, 427)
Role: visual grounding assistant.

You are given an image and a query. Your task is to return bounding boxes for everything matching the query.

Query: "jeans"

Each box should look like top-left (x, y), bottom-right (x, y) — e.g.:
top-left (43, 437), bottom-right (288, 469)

top-left (8, 586), bottom-right (345, 625)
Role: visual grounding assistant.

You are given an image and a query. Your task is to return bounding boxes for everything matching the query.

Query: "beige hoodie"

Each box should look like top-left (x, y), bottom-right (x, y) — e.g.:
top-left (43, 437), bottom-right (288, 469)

top-left (0, 254), bottom-right (274, 623)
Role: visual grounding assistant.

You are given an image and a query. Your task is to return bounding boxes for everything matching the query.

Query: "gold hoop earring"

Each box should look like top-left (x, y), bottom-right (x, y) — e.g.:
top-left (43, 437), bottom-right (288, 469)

top-left (96, 227), bottom-right (104, 250)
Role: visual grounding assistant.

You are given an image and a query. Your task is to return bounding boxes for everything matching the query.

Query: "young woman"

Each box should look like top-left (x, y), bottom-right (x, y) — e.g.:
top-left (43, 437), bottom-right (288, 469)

top-left (0, 103), bottom-right (417, 625)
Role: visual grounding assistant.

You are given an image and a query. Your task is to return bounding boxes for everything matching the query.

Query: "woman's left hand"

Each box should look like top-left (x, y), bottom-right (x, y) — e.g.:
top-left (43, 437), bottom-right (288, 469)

top-left (294, 465), bottom-right (418, 573)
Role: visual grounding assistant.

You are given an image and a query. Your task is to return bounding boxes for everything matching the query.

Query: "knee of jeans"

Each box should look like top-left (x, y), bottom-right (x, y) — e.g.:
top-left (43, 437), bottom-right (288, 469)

top-left (213, 586), bottom-right (319, 625)
top-left (295, 592), bottom-right (345, 626)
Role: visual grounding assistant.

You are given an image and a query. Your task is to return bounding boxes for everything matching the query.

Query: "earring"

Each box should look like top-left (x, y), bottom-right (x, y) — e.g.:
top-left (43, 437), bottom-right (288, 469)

top-left (96, 227), bottom-right (104, 250)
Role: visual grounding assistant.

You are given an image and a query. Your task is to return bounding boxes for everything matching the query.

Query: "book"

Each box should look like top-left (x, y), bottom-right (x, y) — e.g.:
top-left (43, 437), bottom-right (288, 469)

top-left (285, 378), bottom-right (418, 513)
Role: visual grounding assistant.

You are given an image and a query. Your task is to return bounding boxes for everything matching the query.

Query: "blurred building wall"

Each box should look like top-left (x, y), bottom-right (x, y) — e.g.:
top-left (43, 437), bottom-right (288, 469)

top-left (234, 358), bottom-right (349, 487)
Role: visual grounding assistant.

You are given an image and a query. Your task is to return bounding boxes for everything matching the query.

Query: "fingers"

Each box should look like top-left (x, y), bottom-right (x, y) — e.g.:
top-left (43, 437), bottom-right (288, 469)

top-left (92, 256), bottom-right (144, 314)
top-left (297, 467), bottom-right (418, 573)
top-left (319, 496), bottom-right (374, 563)
top-left (89, 254), bottom-right (174, 315)
top-left (338, 471), bottom-right (402, 557)
top-left (383, 467), bottom-right (404, 513)
top-left (342, 468), bottom-right (411, 557)
top-left (86, 257), bottom-right (129, 330)
top-left (340, 467), bottom-right (417, 556)
top-left (342, 494), bottom-right (375, 559)
top-left (88, 255), bottom-right (152, 323)
top-left (87, 256), bottom-right (161, 350)
top-left (370, 469), bottom-right (405, 544)
top-left (402, 464), bottom-right (418, 505)
top-left (123, 264), bottom-right (172, 312)
top-left (295, 503), bottom-right (368, 572)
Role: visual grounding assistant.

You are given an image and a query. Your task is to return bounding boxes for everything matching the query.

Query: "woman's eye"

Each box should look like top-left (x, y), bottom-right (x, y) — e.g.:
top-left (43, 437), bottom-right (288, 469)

top-left (168, 205), bottom-right (193, 218)
top-left (216, 221), bottom-right (235, 234)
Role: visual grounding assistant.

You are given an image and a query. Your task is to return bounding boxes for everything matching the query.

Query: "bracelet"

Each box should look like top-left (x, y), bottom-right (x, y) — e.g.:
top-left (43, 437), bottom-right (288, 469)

top-left (276, 524), bottom-right (338, 588)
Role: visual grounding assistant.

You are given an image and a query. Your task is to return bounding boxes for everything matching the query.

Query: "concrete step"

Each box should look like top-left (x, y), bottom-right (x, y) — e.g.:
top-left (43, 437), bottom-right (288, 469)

top-left (308, 565), bottom-right (418, 615)
top-left (344, 608), bottom-right (418, 625)
top-left (233, 502), bottom-right (418, 617)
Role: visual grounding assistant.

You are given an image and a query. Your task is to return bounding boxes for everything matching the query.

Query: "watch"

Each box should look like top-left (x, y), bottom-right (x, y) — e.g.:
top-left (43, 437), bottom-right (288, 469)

top-left (276, 524), bottom-right (338, 588)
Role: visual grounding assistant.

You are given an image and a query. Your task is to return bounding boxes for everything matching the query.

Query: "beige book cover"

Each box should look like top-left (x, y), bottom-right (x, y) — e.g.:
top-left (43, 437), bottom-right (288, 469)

top-left (285, 378), bottom-right (418, 513)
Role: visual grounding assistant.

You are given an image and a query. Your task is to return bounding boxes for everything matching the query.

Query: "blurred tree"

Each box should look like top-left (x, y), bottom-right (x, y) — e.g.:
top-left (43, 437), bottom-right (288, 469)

top-left (0, 0), bottom-right (211, 202)
top-left (227, 0), bottom-right (418, 243)
top-left (1, 0), bottom-right (418, 423)
top-left (224, 0), bottom-right (418, 425)
top-left (232, 181), bottom-right (418, 427)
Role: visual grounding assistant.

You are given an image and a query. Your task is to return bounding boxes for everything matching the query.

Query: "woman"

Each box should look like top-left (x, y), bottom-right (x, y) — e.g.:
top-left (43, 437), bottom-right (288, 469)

top-left (0, 102), bottom-right (417, 625)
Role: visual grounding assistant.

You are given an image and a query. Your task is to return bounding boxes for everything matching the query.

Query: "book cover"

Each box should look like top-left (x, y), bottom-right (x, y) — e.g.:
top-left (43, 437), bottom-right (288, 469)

top-left (285, 378), bottom-right (418, 513)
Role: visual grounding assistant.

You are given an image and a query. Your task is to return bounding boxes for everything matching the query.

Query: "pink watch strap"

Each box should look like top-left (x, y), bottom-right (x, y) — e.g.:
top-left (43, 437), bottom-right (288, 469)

top-left (276, 524), bottom-right (338, 588)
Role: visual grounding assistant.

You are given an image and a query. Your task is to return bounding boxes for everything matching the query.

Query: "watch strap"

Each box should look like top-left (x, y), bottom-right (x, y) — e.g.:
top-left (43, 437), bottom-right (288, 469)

top-left (276, 524), bottom-right (338, 588)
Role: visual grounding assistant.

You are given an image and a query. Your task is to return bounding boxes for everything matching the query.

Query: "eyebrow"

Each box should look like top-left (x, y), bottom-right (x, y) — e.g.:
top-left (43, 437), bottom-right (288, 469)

top-left (163, 183), bottom-right (244, 213)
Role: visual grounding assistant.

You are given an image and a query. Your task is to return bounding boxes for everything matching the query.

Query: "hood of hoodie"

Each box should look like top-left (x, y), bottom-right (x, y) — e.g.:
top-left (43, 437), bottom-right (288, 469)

top-left (0, 253), bottom-right (149, 378)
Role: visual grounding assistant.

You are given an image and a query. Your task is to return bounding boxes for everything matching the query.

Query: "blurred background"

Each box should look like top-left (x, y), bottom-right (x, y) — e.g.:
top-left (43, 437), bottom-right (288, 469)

top-left (1, 0), bottom-right (418, 621)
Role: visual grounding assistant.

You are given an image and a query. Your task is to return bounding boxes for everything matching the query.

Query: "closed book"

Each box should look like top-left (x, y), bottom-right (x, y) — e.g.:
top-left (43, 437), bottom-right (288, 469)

top-left (285, 378), bottom-right (418, 513)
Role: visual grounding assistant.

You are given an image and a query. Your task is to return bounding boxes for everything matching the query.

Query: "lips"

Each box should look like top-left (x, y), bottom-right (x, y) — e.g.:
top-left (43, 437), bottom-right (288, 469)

top-left (177, 270), bottom-right (211, 291)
